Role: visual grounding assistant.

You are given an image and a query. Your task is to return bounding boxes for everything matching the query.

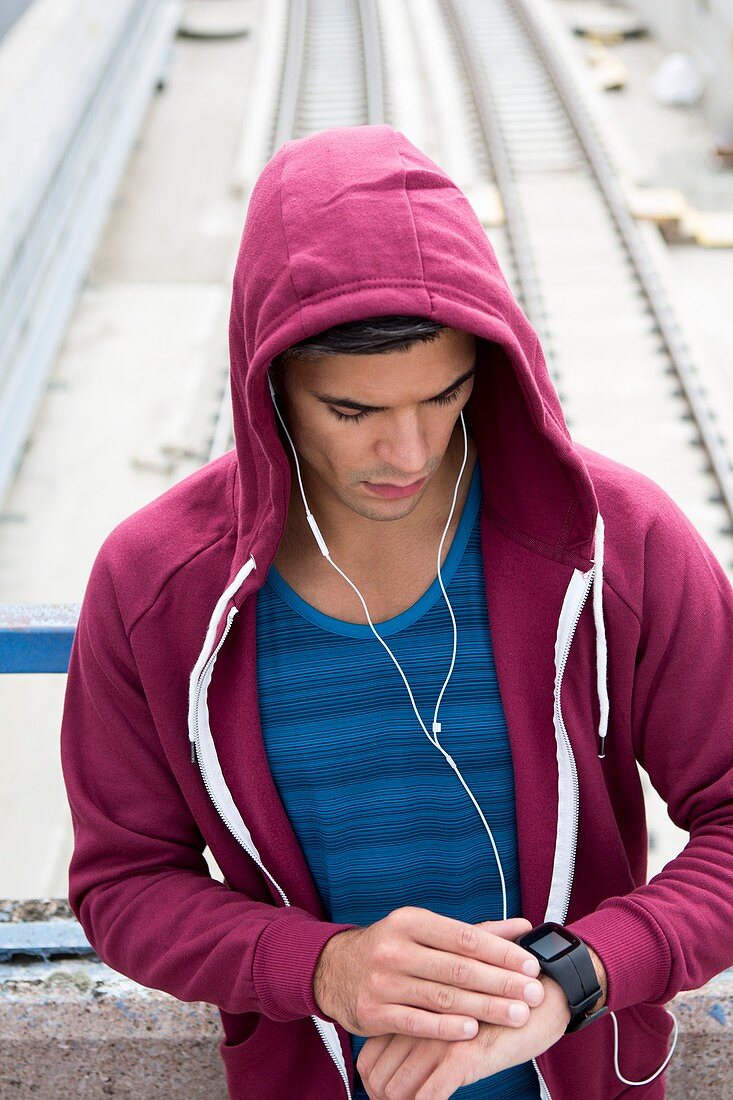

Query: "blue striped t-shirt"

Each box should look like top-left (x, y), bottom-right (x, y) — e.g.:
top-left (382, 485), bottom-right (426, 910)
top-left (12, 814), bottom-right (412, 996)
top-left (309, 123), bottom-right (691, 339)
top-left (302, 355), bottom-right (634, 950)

top-left (255, 459), bottom-right (540, 1099)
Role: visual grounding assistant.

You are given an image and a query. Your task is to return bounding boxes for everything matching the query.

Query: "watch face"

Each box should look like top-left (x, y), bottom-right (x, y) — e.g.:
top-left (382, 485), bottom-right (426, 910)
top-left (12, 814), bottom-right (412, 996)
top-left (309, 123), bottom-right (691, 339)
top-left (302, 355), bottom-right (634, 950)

top-left (531, 929), bottom-right (574, 960)
top-left (523, 923), bottom-right (580, 961)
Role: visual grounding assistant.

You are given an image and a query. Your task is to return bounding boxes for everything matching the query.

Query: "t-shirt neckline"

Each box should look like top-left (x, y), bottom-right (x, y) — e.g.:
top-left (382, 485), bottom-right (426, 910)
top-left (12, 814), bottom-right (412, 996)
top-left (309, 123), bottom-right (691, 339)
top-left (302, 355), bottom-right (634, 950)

top-left (265, 458), bottom-right (482, 639)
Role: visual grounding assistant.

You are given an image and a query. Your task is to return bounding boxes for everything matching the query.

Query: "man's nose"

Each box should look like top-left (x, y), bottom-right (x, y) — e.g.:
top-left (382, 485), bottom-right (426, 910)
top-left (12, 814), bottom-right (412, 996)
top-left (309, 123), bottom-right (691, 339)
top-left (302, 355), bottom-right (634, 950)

top-left (375, 412), bottom-right (430, 476)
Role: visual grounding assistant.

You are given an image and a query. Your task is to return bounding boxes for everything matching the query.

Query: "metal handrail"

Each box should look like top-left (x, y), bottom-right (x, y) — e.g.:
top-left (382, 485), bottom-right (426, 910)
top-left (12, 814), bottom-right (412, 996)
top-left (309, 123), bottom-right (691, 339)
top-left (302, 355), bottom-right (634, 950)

top-left (0, 604), bottom-right (78, 673)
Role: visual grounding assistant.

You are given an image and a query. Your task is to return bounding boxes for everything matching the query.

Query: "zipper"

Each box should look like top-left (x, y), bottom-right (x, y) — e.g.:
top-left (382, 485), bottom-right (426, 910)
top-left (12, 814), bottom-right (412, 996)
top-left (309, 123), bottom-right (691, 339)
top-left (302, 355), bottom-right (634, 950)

top-left (555, 566), bottom-right (593, 925)
top-left (312, 1016), bottom-right (352, 1098)
top-left (532, 1058), bottom-right (553, 1100)
top-left (188, 560), bottom-right (352, 1099)
top-left (531, 563), bottom-right (595, 1100)
top-left (190, 604), bottom-right (238, 763)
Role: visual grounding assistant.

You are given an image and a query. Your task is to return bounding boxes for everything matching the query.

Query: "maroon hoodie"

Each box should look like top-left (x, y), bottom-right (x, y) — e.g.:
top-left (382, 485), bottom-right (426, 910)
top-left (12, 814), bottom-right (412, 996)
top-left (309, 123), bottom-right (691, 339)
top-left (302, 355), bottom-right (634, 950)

top-left (60, 125), bottom-right (733, 1099)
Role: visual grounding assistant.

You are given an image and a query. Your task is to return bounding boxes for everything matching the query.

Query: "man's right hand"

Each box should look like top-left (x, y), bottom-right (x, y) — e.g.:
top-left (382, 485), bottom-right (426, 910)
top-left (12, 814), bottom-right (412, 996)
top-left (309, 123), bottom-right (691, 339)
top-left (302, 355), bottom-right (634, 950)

top-left (312, 907), bottom-right (545, 1042)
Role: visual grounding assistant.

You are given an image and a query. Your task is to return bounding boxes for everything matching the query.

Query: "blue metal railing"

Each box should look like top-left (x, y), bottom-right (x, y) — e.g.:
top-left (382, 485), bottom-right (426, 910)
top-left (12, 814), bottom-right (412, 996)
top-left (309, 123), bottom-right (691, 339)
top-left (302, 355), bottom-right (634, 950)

top-left (0, 605), bottom-right (98, 961)
top-left (0, 604), bottom-right (78, 673)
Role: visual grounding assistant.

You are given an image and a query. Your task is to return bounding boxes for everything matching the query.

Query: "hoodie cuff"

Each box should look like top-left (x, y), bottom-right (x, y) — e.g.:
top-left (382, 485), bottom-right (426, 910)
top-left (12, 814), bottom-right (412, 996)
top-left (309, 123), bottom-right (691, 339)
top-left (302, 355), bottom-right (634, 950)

top-left (252, 914), bottom-right (360, 1023)
top-left (565, 899), bottom-right (672, 1011)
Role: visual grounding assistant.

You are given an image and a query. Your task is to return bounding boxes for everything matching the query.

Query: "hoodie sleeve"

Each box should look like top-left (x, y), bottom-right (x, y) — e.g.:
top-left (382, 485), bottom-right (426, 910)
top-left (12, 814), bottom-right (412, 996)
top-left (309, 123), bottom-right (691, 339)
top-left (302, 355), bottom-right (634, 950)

top-left (60, 539), bottom-right (358, 1022)
top-left (566, 485), bottom-right (733, 1013)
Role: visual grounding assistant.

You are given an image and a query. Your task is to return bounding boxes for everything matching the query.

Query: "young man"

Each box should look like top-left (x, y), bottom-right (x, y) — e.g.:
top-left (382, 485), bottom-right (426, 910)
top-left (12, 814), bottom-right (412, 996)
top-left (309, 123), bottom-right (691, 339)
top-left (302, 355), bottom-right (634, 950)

top-left (60, 125), bottom-right (733, 1100)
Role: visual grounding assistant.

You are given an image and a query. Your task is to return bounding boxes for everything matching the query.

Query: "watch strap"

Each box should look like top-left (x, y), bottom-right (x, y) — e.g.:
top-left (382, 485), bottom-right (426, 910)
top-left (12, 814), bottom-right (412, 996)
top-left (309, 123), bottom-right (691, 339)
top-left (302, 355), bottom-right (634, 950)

top-left (565, 1002), bottom-right (609, 1033)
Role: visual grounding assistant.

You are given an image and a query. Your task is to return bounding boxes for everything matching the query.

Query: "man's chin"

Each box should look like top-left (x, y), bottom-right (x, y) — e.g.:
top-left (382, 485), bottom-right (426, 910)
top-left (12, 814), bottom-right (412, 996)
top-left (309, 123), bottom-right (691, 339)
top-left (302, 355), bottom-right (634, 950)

top-left (350, 493), bottom-right (422, 522)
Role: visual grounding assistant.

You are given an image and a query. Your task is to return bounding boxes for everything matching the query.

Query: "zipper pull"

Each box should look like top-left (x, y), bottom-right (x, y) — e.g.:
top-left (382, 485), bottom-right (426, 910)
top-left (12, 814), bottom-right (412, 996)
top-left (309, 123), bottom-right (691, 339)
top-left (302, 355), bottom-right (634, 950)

top-left (190, 740), bottom-right (197, 764)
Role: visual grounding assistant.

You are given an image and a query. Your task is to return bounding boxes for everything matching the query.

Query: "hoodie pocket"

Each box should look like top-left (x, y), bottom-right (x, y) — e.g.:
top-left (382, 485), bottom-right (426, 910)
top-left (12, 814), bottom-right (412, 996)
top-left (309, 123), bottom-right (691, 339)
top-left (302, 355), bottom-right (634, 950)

top-left (219, 1013), bottom-right (270, 1077)
top-left (219, 1016), bottom-right (341, 1099)
top-left (625, 1000), bottom-right (675, 1043)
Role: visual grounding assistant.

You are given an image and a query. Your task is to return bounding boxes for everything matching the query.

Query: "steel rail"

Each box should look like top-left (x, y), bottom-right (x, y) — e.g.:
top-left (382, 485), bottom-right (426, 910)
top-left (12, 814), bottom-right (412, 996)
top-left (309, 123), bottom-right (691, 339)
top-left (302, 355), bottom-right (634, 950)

top-left (439, 0), bottom-right (556, 377)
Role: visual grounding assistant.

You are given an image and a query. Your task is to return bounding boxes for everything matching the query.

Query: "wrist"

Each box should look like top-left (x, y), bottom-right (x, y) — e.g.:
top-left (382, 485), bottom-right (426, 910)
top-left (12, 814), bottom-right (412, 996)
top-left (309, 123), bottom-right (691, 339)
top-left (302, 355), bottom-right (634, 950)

top-left (544, 946), bottom-right (607, 1018)
top-left (313, 927), bottom-right (359, 1021)
top-left (539, 973), bottom-right (572, 1028)
top-left (585, 945), bottom-right (608, 1011)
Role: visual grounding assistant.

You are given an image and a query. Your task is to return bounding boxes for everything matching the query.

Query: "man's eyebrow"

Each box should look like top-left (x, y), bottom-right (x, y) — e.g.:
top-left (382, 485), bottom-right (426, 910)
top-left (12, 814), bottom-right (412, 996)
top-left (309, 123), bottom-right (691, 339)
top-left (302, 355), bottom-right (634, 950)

top-left (310, 365), bottom-right (476, 412)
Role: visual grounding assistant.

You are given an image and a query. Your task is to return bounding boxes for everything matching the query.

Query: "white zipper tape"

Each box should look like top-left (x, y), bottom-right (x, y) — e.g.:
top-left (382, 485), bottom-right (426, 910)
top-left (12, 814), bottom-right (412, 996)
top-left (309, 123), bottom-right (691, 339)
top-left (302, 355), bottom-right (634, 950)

top-left (188, 555), bottom-right (352, 1097)
top-left (545, 565), bottom-right (593, 924)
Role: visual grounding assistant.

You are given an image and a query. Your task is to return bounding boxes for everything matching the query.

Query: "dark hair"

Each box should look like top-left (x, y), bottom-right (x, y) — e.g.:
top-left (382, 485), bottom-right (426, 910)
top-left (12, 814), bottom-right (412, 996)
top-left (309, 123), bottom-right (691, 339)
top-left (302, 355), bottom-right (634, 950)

top-left (269, 315), bottom-right (447, 390)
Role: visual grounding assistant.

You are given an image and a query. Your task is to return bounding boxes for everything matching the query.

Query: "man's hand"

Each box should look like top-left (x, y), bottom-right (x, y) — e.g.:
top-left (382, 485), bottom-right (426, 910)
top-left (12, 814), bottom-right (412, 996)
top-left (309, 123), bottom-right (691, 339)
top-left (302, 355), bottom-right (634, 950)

top-left (357, 974), bottom-right (571, 1100)
top-left (312, 908), bottom-right (545, 1042)
top-left (356, 944), bottom-right (608, 1100)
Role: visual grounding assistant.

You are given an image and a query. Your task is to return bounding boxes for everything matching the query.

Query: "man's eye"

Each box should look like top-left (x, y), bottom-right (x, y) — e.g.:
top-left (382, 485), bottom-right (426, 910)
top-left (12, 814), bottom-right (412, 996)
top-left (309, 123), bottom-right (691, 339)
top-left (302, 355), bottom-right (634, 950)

top-left (328, 407), bottom-right (369, 423)
top-left (327, 387), bottom-right (463, 424)
top-left (433, 389), bottom-right (462, 407)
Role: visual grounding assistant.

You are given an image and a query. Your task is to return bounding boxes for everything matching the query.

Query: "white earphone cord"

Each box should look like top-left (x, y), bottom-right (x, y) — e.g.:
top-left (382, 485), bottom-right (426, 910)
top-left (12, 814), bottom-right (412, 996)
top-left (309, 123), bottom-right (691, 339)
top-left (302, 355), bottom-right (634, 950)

top-left (267, 374), bottom-right (677, 1085)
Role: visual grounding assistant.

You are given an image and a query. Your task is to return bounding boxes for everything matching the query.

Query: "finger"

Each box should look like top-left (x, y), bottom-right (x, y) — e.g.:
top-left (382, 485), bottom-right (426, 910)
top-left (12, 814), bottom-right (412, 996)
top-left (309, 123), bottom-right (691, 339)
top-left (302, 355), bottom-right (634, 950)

top-left (477, 917), bottom-right (532, 938)
top-left (380, 1040), bottom-right (447, 1100)
top-left (397, 973), bottom-right (543, 1027)
top-left (356, 1035), bottom-right (392, 1082)
top-left (405, 950), bottom-right (541, 1007)
top-left (413, 1040), bottom-right (480, 1100)
top-left (380, 1004), bottom-right (479, 1042)
top-left (477, 917), bottom-right (532, 932)
top-left (414, 1056), bottom-right (465, 1100)
top-left (361, 1035), bottom-right (415, 1098)
top-left (409, 914), bottom-right (540, 977)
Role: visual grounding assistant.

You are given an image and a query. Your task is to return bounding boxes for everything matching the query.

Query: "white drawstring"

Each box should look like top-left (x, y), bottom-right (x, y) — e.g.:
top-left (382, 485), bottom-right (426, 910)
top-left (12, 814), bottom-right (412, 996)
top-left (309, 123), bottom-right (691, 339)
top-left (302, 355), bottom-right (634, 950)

top-left (592, 510), bottom-right (610, 758)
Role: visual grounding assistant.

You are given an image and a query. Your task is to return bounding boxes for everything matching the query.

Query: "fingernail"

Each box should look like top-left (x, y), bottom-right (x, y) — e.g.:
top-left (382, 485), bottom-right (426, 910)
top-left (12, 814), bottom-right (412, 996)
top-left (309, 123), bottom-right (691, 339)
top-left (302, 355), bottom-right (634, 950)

top-left (463, 1019), bottom-right (478, 1036)
top-left (509, 1002), bottom-right (528, 1023)
top-left (522, 959), bottom-right (540, 977)
top-left (524, 982), bottom-right (544, 1006)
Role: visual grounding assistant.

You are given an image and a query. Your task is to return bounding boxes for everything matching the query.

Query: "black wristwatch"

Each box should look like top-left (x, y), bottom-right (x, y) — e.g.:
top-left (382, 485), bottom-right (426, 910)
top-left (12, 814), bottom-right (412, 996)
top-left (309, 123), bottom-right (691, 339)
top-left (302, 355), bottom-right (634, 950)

top-left (517, 922), bottom-right (608, 1034)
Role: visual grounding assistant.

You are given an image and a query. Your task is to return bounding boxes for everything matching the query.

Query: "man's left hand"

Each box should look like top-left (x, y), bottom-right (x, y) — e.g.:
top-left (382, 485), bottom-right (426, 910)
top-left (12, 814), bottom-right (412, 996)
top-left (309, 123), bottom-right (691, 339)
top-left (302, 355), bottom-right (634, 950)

top-left (357, 973), bottom-right (570, 1100)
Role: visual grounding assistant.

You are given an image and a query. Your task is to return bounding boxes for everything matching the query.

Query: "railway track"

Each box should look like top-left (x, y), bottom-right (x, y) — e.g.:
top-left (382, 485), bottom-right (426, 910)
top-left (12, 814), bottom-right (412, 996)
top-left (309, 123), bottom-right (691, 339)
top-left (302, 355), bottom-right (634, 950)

top-left (441, 0), bottom-right (733, 570)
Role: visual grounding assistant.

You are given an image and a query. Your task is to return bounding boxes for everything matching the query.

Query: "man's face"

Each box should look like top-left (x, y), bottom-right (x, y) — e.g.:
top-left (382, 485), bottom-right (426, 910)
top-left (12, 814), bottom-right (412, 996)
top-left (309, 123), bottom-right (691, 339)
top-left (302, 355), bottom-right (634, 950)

top-left (272, 326), bottom-right (476, 523)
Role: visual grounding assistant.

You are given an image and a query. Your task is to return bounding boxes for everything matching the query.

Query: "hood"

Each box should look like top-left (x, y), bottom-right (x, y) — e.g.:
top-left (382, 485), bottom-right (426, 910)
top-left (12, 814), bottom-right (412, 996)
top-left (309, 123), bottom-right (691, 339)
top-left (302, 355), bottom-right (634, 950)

top-left (229, 123), bottom-right (599, 574)
top-left (220, 122), bottom-right (608, 749)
